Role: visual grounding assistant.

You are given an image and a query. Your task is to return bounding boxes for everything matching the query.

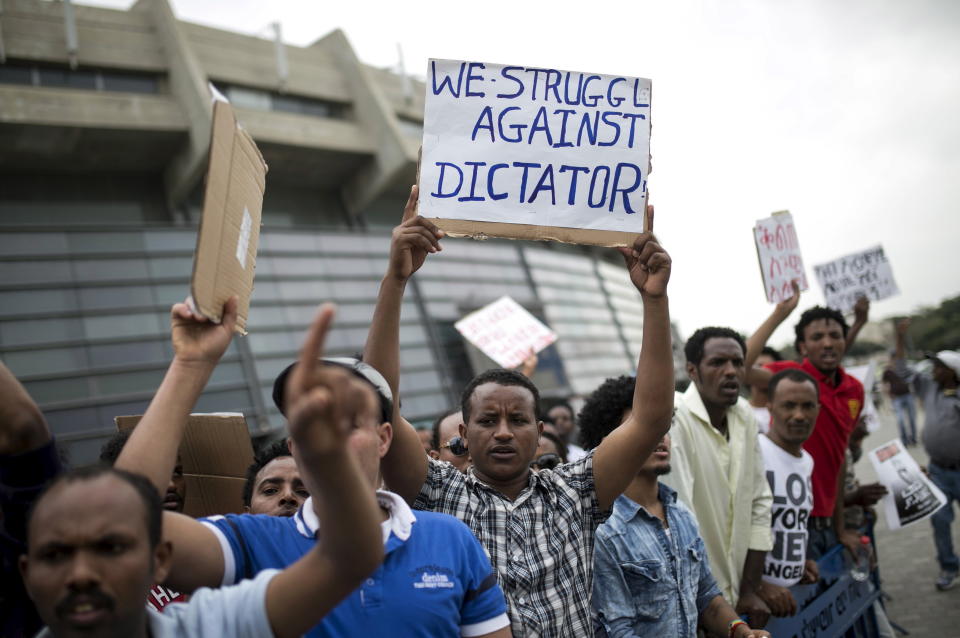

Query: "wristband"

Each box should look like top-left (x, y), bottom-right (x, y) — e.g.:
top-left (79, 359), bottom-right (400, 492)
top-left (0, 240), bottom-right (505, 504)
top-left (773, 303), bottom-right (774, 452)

top-left (729, 619), bottom-right (747, 637)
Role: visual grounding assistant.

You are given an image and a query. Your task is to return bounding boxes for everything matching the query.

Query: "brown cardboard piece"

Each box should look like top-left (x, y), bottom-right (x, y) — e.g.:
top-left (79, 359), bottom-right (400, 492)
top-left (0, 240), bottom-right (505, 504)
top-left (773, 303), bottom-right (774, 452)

top-left (429, 218), bottom-right (645, 248)
top-left (190, 98), bottom-right (268, 335)
top-left (114, 413), bottom-right (255, 518)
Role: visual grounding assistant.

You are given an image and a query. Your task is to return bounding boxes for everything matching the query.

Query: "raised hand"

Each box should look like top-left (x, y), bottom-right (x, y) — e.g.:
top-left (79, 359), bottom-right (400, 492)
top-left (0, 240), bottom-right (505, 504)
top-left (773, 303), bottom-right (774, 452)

top-left (775, 279), bottom-right (801, 319)
top-left (285, 305), bottom-right (375, 460)
top-left (616, 205), bottom-right (671, 298)
top-left (170, 296), bottom-right (237, 366)
top-left (387, 184), bottom-right (445, 282)
top-left (853, 295), bottom-right (870, 324)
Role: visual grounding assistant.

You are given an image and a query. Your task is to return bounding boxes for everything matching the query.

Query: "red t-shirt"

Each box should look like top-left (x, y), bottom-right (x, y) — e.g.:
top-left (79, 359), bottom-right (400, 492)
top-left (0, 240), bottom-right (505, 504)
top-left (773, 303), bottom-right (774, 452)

top-left (766, 359), bottom-right (864, 517)
top-left (146, 585), bottom-right (187, 611)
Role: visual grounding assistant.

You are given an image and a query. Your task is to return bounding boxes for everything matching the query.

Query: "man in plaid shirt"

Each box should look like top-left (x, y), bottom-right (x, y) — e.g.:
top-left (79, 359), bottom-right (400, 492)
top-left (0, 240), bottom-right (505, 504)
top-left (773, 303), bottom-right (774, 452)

top-left (364, 188), bottom-right (675, 637)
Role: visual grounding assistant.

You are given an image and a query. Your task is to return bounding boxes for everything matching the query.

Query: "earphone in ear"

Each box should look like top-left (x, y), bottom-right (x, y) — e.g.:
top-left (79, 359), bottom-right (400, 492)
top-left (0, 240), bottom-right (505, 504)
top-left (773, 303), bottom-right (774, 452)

top-left (446, 436), bottom-right (468, 457)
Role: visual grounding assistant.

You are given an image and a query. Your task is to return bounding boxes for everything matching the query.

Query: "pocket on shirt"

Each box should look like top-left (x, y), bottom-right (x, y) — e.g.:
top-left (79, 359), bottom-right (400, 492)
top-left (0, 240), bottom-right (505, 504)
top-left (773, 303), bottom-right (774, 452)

top-left (684, 540), bottom-right (706, 591)
top-left (621, 560), bottom-right (669, 619)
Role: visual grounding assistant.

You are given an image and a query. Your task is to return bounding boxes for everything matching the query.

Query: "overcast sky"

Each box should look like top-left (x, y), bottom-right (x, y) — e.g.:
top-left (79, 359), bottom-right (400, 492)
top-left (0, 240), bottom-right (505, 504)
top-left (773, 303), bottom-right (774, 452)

top-left (89, 0), bottom-right (960, 348)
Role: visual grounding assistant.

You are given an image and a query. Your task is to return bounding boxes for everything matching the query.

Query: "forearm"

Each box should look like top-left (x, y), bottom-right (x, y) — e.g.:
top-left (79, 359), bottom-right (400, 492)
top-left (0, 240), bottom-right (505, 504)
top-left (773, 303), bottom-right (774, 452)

top-left (0, 362), bottom-right (51, 455)
top-left (745, 307), bottom-right (788, 370)
top-left (631, 295), bottom-right (674, 435)
top-left (701, 594), bottom-right (740, 636)
top-left (739, 550), bottom-right (766, 595)
top-left (269, 453), bottom-right (383, 638)
top-left (364, 276), bottom-right (428, 501)
top-left (845, 319), bottom-right (866, 352)
top-left (115, 358), bottom-right (214, 496)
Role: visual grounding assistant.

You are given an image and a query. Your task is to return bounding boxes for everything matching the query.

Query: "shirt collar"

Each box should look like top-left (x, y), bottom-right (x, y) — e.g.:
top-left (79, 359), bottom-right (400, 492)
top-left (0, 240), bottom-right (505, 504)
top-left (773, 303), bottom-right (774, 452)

top-left (295, 489), bottom-right (417, 545)
top-left (801, 358), bottom-right (847, 386)
top-left (613, 483), bottom-right (677, 523)
top-left (682, 382), bottom-right (715, 426)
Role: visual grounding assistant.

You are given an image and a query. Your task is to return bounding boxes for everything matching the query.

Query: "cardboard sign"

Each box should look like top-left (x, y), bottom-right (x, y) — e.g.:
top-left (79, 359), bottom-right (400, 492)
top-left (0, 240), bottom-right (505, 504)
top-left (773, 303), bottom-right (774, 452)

top-left (455, 296), bottom-right (557, 368)
top-left (115, 413), bottom-right (255, 518)
top-left (868, 439), bottom-right (946, 530)
top-left (420, 59), bottom-right (651, 247)
top-left (753, 210), bottom-right (809, 303)
top-left (813, 245), bottom-right (899, 312)
top-left (189, 90), bottom-right (268, 335)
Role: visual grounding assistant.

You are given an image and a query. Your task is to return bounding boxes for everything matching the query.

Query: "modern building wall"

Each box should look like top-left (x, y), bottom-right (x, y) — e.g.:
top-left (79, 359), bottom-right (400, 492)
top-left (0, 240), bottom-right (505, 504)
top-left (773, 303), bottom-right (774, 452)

top-left (0, 0), bottom-right (673, 466)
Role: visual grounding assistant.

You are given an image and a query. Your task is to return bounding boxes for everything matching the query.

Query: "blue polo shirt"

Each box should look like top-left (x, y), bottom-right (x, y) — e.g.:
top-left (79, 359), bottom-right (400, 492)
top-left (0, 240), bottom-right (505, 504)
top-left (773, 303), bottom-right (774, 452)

top-left (201, 491), bottom-right (509, 637)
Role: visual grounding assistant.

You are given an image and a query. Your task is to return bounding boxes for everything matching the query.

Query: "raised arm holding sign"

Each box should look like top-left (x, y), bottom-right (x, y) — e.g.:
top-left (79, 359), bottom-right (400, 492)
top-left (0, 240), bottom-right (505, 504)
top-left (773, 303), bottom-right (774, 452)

top-left (420, 59), bottom-right (652, 247)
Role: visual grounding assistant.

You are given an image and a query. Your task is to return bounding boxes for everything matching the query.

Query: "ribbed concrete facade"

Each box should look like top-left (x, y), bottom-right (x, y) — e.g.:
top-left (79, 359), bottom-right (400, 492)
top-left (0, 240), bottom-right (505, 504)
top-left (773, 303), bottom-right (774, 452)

top-left (0, 0), bottom-right (684, 464)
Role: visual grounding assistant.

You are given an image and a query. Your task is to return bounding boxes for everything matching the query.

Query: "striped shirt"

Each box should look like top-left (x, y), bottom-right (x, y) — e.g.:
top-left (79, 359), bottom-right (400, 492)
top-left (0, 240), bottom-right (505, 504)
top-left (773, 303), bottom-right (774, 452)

top-left (415, 452), bottom-right (608, 637)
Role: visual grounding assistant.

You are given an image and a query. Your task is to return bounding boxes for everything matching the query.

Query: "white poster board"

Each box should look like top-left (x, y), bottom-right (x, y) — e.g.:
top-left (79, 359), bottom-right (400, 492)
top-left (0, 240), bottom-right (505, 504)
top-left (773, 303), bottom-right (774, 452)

top-left (455, 296), bottom-right (558, 369)
top-left (753, 211), bottom-right (809, 303)
top-left (868, 439), bottom-right (946, 530)
top-left (813, 245), bottom-right (899, 312)
top-left (420, 59), bottom-right (652, 246)
top-left (846, 362), bottom-right (880, 433)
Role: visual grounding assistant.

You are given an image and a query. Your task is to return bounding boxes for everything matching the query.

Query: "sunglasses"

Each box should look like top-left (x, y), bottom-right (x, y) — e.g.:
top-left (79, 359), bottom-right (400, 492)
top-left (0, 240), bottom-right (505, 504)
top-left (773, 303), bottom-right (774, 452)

top-left (530, 453), bottom-right (561, 470)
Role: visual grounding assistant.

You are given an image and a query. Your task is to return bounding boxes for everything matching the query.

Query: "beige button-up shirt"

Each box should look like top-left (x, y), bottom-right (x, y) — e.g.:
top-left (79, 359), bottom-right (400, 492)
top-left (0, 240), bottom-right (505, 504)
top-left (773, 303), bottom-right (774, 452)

top-left (661, 384), bottom-right (773, 605)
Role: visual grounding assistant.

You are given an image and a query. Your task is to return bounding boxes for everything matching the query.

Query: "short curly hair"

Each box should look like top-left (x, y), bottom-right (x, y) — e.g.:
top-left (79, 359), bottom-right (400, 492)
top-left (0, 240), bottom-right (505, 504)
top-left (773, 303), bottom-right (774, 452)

top-left (430, 408), bottom-right (460, 450)
top-left (578, 375), bottom-right (636, 450)
top-left (242, 439), bottom-right (292, 506)
top-left (99, 429), bottom-right (132, 465)
top-left (460, 369), bottom-right (540, 423)
top-left (684, 327), bottom-right (747, 366)
top-left (794, 306), bottom-right (849, 351)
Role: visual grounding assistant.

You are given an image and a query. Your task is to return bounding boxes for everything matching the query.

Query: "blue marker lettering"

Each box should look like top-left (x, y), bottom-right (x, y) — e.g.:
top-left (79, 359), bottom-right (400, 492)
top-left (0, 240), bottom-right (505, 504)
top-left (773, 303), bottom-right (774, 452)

top-left (471, 106), bottom-right (495, 142)
top-left (577, 111), bottom-right (600, 146)
top-left (552, 109), bottom-right (575, 148)
top-left (430, 61), bottom-right (466, 97)
top-left (528, 165), bottom-right (556, 205)
top-left (432, 162), bottom-right (464, 198)
top-left (588, 166), bottom-right (610, 208)
top-left (606, 78), bottom-right (626, 107)
top-left (544, 69), bottom-right (562, 103)
top-left (563, 73), bottom-right (584, 105)
top-left (631, 78), bottom-right (651, 108)
top-left (487, 163), bottom-right (509, 200)
top-left (582, 75), bottom-right (602, 107)
top-left (621, 113), bottom-right (646, 148)
top-left (458, 162), bottom-right (487, 202)
top-left (497, 106), bottom-right (525, 143)
top-left (559, 165), bottom-right (590, 205)
top-left (512, 162), bottom-right (542, 202)
top-left (609, 163), bottom-right (642, 213)
top-left (497, 66), bottom-right (525, 99)
top-left (599, 111), bottom-right (622, 147)
top-left (465, 62), bottom-right (486, 98)
top-left (527, 106), bottom-right (554, 146)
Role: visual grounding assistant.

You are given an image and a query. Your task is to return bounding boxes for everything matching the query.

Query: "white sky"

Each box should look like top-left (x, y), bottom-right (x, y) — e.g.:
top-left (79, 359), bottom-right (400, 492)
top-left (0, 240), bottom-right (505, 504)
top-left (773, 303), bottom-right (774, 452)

top-left (87, 0), bottom-right (960, 348)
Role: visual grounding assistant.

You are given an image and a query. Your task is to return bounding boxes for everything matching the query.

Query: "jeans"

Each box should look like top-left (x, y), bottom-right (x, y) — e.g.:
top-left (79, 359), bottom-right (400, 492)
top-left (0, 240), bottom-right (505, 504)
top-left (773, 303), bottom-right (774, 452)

top-left (892, 394), bottom-right (918, 444)
top-left (929, 462), bottom-right (960, 572)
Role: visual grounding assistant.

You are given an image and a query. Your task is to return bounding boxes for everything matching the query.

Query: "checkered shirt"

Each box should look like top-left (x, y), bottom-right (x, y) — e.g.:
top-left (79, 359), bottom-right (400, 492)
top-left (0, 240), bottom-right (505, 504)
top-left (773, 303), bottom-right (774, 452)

top-left (415, 451), bottom-right (608, 637)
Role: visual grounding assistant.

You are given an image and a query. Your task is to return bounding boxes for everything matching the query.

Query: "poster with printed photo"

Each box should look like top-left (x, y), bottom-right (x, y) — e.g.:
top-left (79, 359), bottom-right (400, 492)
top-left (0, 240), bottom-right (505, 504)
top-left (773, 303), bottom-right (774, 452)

top-left (868, 439), bottom-right (946, 530)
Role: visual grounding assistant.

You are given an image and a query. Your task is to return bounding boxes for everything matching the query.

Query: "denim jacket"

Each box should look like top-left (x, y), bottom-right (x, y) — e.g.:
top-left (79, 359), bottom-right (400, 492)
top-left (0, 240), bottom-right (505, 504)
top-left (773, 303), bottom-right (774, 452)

top-left (592, 484), bottom-right (721, 637)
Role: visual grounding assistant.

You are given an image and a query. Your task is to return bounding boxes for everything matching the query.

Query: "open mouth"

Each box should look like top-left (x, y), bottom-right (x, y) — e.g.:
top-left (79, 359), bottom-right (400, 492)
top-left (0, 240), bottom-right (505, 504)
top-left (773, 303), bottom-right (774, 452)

top-left (59, 596), bottom-right (112, 628)
top-left (720, 381), bottom-right (740, 395)
top-left (163, 493), bottom-right (182, 510)
top-left (489, 446), bottom-right (517, 460)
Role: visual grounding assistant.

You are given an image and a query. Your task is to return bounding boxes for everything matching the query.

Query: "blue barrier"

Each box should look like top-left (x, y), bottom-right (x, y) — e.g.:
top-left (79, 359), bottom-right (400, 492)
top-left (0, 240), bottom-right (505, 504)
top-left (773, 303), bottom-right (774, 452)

top-left (763, 545), bottom-right (881, 637)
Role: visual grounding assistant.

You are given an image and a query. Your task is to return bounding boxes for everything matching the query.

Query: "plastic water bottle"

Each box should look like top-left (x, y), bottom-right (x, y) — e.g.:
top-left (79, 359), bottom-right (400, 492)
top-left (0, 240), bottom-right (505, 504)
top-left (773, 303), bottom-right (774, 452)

top-left (850, 535), bottom-right (871, 582)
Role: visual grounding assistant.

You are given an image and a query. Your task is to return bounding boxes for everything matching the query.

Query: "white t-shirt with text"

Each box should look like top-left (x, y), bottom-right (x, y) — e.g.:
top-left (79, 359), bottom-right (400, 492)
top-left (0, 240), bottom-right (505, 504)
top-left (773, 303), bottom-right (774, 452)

top-left (759, 434), bottom-right (814, 587)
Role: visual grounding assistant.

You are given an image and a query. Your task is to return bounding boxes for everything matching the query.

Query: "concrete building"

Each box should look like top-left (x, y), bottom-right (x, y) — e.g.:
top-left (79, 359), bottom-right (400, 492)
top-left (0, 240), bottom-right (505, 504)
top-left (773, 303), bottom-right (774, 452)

top-left (0, 0), bottom-right (678, 464)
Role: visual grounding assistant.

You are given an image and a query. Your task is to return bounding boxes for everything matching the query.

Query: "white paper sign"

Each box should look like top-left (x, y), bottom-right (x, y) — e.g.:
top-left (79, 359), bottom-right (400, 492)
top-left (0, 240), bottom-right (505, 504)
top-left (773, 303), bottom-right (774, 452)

top-left (813, 245), bottom-right (899, 312)
top-left (420, 59), bottom-right (651, 233)
top-left (868, 439), bottom-right (946, 530)
top-left (753, 211), bottom-right (809, 303)
top-left (455, 296), bottom-right (558, 369)
top-left (846, 362), bottom-right (880, 433)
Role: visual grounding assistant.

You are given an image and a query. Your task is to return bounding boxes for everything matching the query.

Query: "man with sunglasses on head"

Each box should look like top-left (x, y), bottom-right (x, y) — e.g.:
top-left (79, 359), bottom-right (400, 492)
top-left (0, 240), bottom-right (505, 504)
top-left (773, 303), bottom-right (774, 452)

top-left (429, 409), bottom-right (471, 473)
top-left (364, 188), bottom-right (675, 637)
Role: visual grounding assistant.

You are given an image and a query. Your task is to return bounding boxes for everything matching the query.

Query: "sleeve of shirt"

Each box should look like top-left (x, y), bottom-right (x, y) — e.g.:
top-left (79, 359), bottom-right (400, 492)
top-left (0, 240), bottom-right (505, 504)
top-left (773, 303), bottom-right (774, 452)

top-left (414, 457), bottom-right (465, 512)
top-left (553, 448), bottom-right (608, 525)
top-left (748, 429), bottom-right (774, 552)
top-left (591, 532), bottom-right (643, 638)
top-left (198, 514), bottom-right (247, 586)
top-left (0, 438), bottom-right (62, 552)
top-left (693, 535), bottom-right (723, 614)
top-left (165, 568), bottom-right (278, 638)
top-left (455, 520), bottom-right (510, 637)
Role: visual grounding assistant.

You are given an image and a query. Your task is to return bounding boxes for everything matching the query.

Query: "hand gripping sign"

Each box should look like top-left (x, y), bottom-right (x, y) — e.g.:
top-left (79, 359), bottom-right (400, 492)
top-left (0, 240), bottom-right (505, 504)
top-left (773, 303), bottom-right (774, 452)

top-left (420, 59), bottom-right (652, 247)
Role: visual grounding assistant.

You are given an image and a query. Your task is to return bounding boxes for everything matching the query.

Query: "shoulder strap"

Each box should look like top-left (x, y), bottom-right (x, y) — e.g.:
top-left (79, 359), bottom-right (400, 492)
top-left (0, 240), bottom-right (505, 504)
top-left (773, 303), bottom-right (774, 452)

top-left (224, 517), bottom-right (255, 581)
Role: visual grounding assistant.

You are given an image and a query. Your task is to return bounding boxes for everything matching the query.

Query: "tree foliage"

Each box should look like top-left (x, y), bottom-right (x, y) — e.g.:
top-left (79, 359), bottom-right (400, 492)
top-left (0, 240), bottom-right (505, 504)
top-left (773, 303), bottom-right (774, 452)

top-left (899, 295), bottom-right (960, 355)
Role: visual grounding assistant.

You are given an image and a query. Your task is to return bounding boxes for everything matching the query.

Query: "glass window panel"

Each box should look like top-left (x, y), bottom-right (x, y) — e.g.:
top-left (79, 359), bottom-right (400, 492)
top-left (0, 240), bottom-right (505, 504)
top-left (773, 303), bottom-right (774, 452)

top-left (0, 64), bottom-right (33, 85)
top-left (0, 289), bottom-right (79, 316)
top-left (23, 377), bottom-right (90, 404)
top-left (193, 389), bottom-right (254, 415)
top-left (2, 346), bottom-right (88, 377)
top-left (68, 233), bottom-right (145, 253)
top-left (152, 283), bottom-right (191, 306)
top-left (260, 232), bottom-right (318, 252)
top-left (0, 317), bottom-right (84, 346)
top-left (95, 369), bottom-right (166, 396)
top-left (145, 231), bottom-right (196, 251)
top-left (101, 72), bottom-right (158, 94)
top-left (43, 406), bottom-right (100, 436)
top-left (247, 306), bottom-right (287, 327)
top-left (38, 67), bottom-right (96, 89)
top-left (79, 286), bottom-right (154, 311)
top-left (83, 313), bottom-right (161, 340)
top-left (87, 340), bottom-right (166, 368)
top-left (0, 261), bottom-right (73, 285)
top-left (248, 331), bottom-right (296, 354)
top-left (0, 232), bottom-right (68, 256)
top-left (148, 257), bottom-right (193, 278)
top-left (226, 86), bottom-right (271, 111)
top-left (74, 259), bottom-right (150, 282)
top-left (97, 400), bottom-right (152, 428)
top-left (64, 436), bottom-right (114, 467)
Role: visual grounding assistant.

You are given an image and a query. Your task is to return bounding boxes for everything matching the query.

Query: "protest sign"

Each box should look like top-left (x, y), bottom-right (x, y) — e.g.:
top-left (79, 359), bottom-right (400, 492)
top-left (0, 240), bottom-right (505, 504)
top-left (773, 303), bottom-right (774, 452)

top-left (115, 413), bottom-right (255, 518)
top-left (189, 86), bottom-right (268, 335)
top-left (846, 362), bottom-right (880, 433)
top-left (420, 59), bottom-right (652, 247)
top-left (455, 296), bottom-right (557, 369)
top-left (753, 210), bottom-right (809, 303)
top-left (868, 439), bottom-right (946, 530)
top-left (813, 245), bottom-right (899, 313)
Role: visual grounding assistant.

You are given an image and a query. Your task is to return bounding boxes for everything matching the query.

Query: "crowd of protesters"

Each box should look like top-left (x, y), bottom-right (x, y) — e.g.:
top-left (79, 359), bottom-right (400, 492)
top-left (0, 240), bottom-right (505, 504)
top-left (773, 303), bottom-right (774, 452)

top-left (1, 185), bottom-right (957, 638)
